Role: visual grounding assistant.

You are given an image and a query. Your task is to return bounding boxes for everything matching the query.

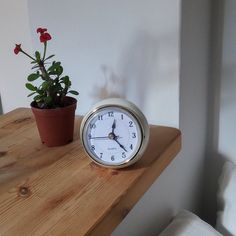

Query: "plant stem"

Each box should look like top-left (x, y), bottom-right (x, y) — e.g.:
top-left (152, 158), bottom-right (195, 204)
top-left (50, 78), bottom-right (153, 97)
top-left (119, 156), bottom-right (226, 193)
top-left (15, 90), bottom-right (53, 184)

top-left (39, 61), bottom-right (49, 80)
top-left (20, 50), bottom-right (36, 61)
top-left (43, 42), bottom-right (47, 61)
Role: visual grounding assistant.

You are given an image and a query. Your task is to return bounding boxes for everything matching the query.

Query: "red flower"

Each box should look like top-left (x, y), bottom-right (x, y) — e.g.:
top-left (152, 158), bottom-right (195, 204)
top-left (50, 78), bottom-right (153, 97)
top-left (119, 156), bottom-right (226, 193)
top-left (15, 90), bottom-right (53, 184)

top-left (36, 27), bottom-right (52, 43)
top-left (36, 27), bottom-right (47, 34)
top-left (14, 44), bottom-right (22, 54)
top-left (40, 32), bottom-right (52, 43)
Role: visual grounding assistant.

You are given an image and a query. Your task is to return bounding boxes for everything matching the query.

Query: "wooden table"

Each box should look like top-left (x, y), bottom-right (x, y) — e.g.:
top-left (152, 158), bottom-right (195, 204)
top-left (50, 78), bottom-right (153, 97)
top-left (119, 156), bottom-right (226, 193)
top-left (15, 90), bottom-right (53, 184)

top-left (0, 108), bottom-right (181, 236)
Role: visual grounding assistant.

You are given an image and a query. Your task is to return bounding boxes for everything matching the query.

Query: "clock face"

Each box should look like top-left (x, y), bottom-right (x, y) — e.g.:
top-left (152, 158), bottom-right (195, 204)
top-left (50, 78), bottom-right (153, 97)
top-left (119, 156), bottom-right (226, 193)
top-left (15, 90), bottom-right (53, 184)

top-left (82, 106), bottom-right (143, 167)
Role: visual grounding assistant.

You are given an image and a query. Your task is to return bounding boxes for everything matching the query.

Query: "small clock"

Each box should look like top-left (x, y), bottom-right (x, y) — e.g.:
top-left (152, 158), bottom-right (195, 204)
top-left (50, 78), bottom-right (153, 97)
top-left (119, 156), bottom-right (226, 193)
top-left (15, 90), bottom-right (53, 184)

top-left (80, 98), bottom-right (149, 168)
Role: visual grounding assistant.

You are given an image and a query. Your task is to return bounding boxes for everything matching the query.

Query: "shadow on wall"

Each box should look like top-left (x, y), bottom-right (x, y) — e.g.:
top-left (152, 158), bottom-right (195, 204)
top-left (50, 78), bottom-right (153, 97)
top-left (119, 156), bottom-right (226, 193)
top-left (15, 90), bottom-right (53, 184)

top-left (218, 63), bottom-right (236, 161)
top-left (91, 65), bottom-right (125, 100)
top-left (220, 63), bottom-right (236, 110)
top-left (204, 65), bottom-right (236, 224)
top-left (91, 30), bottom-right (178, 127)
top-left (91, 30), bottom-right (159, 108)
top-left (121, 30), bottom-right (159, 110)
top-left (203, 153), bottom-right (226, 225)
top-left (203, 0), bottom-right (236, 225)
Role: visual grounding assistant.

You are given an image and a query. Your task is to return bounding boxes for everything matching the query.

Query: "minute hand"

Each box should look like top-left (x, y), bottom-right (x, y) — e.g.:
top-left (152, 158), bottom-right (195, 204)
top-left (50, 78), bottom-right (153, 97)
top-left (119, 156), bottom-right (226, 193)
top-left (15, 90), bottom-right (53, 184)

top-left (114, 137), bottom-right (127, 152)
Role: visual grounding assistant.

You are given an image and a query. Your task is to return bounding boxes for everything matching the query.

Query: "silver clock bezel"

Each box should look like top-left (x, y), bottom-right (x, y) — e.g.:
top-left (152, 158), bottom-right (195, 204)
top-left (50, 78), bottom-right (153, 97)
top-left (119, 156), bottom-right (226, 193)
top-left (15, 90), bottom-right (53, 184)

top-left (82, 106), bottom-right (142, 167)
top-left (80, 98), bottom-right (150, 169)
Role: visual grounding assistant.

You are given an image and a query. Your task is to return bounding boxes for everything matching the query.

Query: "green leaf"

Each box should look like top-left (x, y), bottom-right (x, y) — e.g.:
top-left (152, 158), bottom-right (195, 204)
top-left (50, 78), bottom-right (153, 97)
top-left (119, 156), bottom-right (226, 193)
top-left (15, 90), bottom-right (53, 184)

top-left (35, 51), bottom-right (41, 61)
top-left (48, 65), bottom-right (56, 72)
top-left (33, 95), bottom-right (42, 101)
top-left (68, 90), bottom-right (79, 95)
top-left (27, 73), bottom-right (40, 82)
top-left (44, 96), bottom-right (52, 104)
top-left (57, 66), bottom-right (63, 75)
top-left (52, 81), bottom-right (62, 89)
top-left (60, 76), bottom-right (68, 81)
top-left (41, 81), bottom-right (50, 90)
top-left (31, 65), bottom-right (40, 70)
top-left (48, 62), bottom-right (61, 72)
top-left (60, 76), bottom-right (70, 86)
top-left (25, 83), bottom-right (37, 91)
top-left (36, 89), bottom-right (44, 95)
top-left (27, 92), bottom-right (36, 97)
top-left (48, 62), bottom-right (63, 76)
top-left (48, 71), bottom-right (57, 75)
top-left (44, 54), bottom-right (55, 61)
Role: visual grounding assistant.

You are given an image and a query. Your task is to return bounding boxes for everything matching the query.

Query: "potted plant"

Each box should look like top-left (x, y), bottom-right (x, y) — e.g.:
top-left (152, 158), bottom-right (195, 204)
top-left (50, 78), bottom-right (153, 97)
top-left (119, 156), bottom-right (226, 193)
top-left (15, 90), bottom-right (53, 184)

top-left (14, 27), bottom-right (79, 147)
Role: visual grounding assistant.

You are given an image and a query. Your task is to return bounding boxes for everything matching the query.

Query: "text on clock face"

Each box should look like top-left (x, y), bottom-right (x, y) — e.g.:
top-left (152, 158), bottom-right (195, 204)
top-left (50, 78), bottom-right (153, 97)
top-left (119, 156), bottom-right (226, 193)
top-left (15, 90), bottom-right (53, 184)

top-left (84, 107), bottom-right (142, 165)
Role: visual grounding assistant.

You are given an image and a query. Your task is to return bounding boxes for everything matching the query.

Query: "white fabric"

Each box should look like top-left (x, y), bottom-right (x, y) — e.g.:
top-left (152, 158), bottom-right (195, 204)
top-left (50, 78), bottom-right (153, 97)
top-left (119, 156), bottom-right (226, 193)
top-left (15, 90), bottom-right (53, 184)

top-left (159, 210), bottom-right (222, 236)
top-left (216, 161), bottom-right (236, 236)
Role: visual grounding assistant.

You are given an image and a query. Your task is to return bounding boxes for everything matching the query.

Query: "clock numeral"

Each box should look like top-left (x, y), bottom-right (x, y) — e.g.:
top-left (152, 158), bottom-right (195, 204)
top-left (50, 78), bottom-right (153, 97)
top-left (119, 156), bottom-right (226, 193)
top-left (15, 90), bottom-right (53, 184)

top-left (88, 134), bottom-right (92, 139)
top-left (91, 145), bottom-right (95, 151)
top-left (98, 115), bottom-right (103, 120)
top-left (132, 133), bottom-right (136, 138)
top-left (99, 153), bottom-right (103, 159)
top-left (108, 111), bottom-right (114, 117)
top-left (122, 152), bottom-right (126, 158)
top-left (121, 114), bottom-right (124, 120)
top-left (111, 155), bottom-right (115, 161)
top-left (130, 144), bottom-right (133, 150)
top-left (89, 123), bottom-right (96, 129)
top-left (129, 121), bottom-right (133, 127)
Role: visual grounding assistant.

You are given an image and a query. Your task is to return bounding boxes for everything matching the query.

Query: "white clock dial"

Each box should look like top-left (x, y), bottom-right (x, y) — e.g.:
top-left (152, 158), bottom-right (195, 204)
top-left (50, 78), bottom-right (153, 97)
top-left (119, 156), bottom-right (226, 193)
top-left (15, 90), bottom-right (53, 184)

top-left (80, 98), bottom-right (149, 168)
top-left (82, 107), bottom-right (142, 166)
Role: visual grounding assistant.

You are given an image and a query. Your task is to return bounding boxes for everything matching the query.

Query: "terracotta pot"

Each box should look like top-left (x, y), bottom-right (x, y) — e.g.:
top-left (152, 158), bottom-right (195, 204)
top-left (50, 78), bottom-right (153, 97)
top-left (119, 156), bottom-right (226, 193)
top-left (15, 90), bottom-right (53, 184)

top-left (31, 97), bottom-right (77, 147)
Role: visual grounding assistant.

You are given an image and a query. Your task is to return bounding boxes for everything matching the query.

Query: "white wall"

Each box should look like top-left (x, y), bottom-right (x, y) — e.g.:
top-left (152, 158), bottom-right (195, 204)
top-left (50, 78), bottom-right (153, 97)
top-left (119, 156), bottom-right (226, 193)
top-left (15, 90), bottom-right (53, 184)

top-left (203, 0), bottom-right (236, 225)
top-left (219, 0), bottom-right (236, 163)
top-left (114, 0), bottom-right (211, 235)
top-left (0, 0), bottom-right (213, 235)
top-left (27, 0), bottom-right (180, 127)
top-left (0, 0), bottom-right (33, 112)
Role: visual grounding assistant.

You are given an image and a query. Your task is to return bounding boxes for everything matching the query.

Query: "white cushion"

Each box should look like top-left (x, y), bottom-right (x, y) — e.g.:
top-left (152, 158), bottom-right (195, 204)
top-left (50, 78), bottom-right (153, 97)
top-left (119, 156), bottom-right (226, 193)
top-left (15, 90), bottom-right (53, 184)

top-left (159, 210), bottom-right (222, 236)
top-left (216, 161), bottom-right (236, 236)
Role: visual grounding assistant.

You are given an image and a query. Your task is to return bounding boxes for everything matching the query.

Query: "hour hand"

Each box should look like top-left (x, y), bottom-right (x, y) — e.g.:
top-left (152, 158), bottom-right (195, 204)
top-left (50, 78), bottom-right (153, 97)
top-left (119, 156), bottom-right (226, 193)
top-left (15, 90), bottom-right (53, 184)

top-left (111, 119), bottom-right (116, 133)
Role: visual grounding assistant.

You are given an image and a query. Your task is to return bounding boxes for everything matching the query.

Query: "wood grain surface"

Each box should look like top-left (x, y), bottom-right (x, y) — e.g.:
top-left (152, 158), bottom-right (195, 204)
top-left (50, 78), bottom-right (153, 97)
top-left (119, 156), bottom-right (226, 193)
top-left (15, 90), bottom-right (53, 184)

top-left (0, 108), bottom-right (181, 236)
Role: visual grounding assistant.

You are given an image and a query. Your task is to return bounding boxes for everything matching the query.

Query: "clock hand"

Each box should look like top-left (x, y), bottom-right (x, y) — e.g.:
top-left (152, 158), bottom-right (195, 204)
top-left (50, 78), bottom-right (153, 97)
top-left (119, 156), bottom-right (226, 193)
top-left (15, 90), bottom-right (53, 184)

top-left (108, 130), bottom-right (126, 152)
top-left (111, 119), bottom-right (116, 133)
top-left (90, 135), bottom-right (121, 140)
top-left (111, 116), bottom-right (134, 152)
top-left (114, 136), bottom-right (127, 152)
top-left (90, 136), bottom-right (109, 140)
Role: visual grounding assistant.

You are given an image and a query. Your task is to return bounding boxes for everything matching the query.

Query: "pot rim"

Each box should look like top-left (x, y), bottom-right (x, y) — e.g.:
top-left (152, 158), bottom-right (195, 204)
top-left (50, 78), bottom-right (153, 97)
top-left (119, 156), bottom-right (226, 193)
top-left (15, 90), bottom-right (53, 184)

top-left (31, 96), bottom-right (77, 117)
top-left (31, 96), bottom-right (77, 110)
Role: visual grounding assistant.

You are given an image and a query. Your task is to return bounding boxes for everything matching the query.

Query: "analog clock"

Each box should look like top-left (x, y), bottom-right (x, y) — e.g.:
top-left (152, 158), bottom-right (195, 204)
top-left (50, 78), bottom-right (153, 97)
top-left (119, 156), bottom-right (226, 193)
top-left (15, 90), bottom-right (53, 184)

top-left (80, 98), bottom-right (149, 168)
